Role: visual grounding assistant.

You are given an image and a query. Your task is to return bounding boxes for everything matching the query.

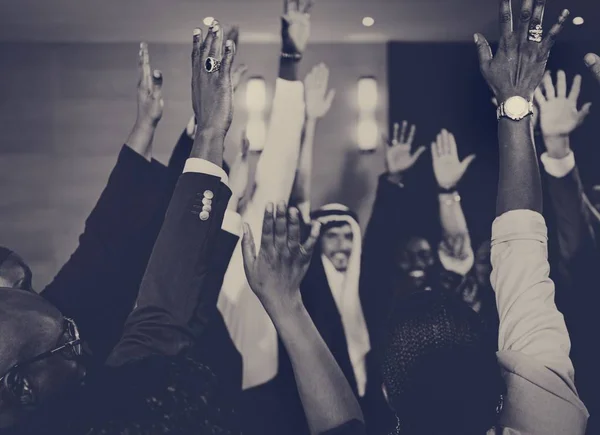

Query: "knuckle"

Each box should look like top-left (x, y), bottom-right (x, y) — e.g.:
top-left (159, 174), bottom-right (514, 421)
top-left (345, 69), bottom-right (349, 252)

top-left (520, 9), bottom-right (532, 21)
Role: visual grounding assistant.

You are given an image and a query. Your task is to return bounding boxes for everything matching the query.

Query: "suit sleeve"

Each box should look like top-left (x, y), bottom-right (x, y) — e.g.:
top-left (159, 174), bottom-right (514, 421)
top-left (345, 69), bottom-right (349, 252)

top-left (107, 170), bottom-right (232, 366)
top-left (41, 145), bottom-right (166, 345)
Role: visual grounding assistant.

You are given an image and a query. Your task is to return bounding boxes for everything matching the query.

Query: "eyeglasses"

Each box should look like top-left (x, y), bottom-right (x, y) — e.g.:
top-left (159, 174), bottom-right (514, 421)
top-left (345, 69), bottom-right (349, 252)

top-left (0, 317), bottom-right (82, 406)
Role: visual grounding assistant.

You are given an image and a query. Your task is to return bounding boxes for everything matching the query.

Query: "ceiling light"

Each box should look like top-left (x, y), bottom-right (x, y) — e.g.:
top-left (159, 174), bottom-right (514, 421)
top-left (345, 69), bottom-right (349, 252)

top-left (572, 17), bottom-right (584, 26)
top-left (362, 17), bottom-right (375, 27)
top-left (203, 17), bottom-right (215, 26)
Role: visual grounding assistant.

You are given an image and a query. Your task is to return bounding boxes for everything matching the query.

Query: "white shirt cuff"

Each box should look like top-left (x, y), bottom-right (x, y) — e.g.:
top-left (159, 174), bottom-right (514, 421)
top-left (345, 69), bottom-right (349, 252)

top-left (222, 211), bottom-right (242, 237)
top-left (540, 151), bottom-right (575, 179)
top-left (183, 158), bottom-right (229, 186)
top-left (491, 210), bottom-right (547, 246)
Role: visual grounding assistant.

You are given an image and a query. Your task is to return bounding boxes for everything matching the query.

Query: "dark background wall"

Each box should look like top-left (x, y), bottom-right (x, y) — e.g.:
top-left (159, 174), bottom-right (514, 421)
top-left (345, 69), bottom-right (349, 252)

top-left (387, 40), bottom-right (600, 248)
top-left (0, 42), bottom-right (388, 289)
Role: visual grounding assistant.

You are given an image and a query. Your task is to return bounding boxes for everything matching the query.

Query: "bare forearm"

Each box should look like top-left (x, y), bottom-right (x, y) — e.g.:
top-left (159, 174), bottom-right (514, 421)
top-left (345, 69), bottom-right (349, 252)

top-left (293, 118), bottom-right (316, 205)
top-left (269, 301), bottom-right (364, 435)
top-left (125, 121), bottom-right (156, 162)
top-left (190, 128), bottom-right (224, 167)
top-left (438, 193), bottom-right (469, 237)
top-left (497, 118), bottom-right (542, 216)
top-left (543, 135), bottom-right (571, 159)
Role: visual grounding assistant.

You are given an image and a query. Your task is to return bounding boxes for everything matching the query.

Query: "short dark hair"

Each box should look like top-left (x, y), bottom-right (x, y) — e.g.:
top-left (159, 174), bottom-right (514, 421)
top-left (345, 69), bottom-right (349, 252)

top-left (381, 290), bottom-right (504, 435)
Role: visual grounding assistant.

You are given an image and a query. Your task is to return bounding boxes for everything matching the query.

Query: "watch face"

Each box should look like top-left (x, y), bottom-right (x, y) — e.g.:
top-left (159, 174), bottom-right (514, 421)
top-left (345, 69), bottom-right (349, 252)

top-left (504, 96), bottom-right (529, 119)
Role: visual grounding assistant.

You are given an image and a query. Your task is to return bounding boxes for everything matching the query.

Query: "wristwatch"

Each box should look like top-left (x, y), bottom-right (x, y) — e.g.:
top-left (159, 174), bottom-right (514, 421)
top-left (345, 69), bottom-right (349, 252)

top-left (496, 96), bottom-right (534, 121)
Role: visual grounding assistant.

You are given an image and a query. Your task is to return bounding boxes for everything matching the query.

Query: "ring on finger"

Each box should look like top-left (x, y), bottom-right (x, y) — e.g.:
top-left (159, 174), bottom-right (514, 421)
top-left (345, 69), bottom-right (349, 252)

top-left (528, 24), bottom-right (543, 43)
top-left (205, 57), bottom-right (221, 73)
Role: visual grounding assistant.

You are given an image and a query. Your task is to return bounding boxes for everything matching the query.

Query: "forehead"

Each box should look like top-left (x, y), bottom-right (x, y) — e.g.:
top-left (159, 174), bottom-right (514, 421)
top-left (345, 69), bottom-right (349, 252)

top-left (323, 223), bottom-right (353, 236)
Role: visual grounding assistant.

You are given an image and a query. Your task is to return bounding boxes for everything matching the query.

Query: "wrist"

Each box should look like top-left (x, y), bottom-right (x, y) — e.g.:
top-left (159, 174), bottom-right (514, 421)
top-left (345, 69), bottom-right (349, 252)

top-left (262, 292), bottom-right (305, 323)
top-left (386, 172), bottom-right (405, 187)
top-left (543, 135), bottom-right (571, 159)
top-left (437, 185), bottom-right (457, 193)
top-left (133, 118), bottom-right (158, 131)
top-left (190, 128), bottom-right (225, 163)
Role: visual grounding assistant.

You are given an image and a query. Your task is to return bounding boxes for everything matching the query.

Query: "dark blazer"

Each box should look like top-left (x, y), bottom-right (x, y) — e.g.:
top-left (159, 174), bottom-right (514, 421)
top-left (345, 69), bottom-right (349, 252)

top-left (107, 170), bottom-right (232, 365)
top-left (41, 145), bottom-right (168, 361)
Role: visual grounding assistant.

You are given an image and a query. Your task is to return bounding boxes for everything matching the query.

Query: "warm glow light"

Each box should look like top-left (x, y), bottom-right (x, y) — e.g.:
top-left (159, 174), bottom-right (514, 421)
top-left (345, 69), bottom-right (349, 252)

top-left (246, 77), bottom-right (267, 112)
top-left (362, 17), bottom-right (375, 27)
top-left (203, 17), bottom-right (215, 26)
top-left (357, 118), bottom-right (378, 151)
top-left (573, 17), bottom-right (584, 26)
top-left (357, 77), bottom-right (378, 112)
top-left (246, 117), bottom-right (267, 151)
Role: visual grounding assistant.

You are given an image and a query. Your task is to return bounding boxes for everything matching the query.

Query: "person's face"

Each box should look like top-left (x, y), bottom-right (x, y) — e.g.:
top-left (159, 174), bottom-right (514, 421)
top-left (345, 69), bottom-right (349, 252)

top-left (0, 289), bottom-right (84, 429)
top-left (320, 224), bottom-right (354, 272)
top-left (396, 237), bottom-right (435, 290)
top-left (474, 241), bottom-right (492, 286)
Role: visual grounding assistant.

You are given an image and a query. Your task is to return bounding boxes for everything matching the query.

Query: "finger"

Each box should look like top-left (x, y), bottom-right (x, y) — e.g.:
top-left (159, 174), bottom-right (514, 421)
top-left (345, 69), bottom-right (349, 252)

top-left (202, 20), bottom-right (220, 60)
top-left (577, 102), bottom-right (592, 125)
top-left (474, 33), bottom-right (493, 68)
top-left (301, 222), bottom-right (321, 259)
top-left (139, 42), bottom-right (151, 88)
top-left (499, 0), bottom-right (513, 38)
top-left (261, 203), bottom-right (275, 250)
top-left (542, 9), bottom-right (570, 51)
top-left (431, 142), bottom-right (439, 161)
top-left (543, 71), bottom-right (556, 99)
top-left (447, 132), bottom-right (458, 157)
top-left (518, 0), bottom-right (535, 41)
top-left (411, 146), bottom-right (427, 164)
top-left (225, 26), bottom-right (240, 48)
top-left (151, 70), bottom-right (163, 93)
top-left (534, 87), bottom-right (546, 106)
top-left (530, 0), bottom-right (546, 30)
top-left (192, 29), bottom-right (204, 71)
top-left (435, 134), bottom-right (444, 157)
top-left (406, 124), bottom-right (416, 146)
top-left (232, 64), bottom-right (249, 83)
top-left (221, 40), bottom-right (236, 76)
top-left (208, 22), bottom-right (224, 60)
top-left (392, 123), bottom-right (400, 145)
top-left (241, 223), bottom-right (258, 270)
top-left (289, 0), bottom-right (299, 12)
top-left (556, 70), bottom-right (567, 98)
top-left (568, 74), bottom-right (582, 102)
top-left (287, 208), bottom-right (302, 252)
top-left (461, 154), bottom-right (477, 172)
top-left (302, 0), bottom-right (315, 14)
top-left (399, 121), bottom-right (408, 144)
top-left (441, 130), bottom-right (450, 155)
top-left (274, 201), bottom-right (288, 252)
top-left (584, 53), bottom-right (600, 84)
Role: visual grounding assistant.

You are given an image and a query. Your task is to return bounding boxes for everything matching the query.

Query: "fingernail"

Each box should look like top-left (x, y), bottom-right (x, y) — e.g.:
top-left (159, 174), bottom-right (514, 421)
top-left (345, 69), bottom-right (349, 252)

top-left (153, 70), bottom-right (162, 79)
top-left (585, 53), bottom-right (597, 66)
top-left (225, 39), bottom-right (234, 51)
top-left (140, 42), bottom-right (147, 50)
top-left (266, 203), bottom-right (273, 213)
top-left (473, 34), bottom-right (478, 43)
top-left (289, 208), bottom-right (298, 218)
top-left (193, 28), bottom-right (201, 37)
top-left (211, 20), bottom-right (220, 32)
top-left (278, 201), bottom-right (287, 211)
top-left (243, 223), bottom-right (249, 235)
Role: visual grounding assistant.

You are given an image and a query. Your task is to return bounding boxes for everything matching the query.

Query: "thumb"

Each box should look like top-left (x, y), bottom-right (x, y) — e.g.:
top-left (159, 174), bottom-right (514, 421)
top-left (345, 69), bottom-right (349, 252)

top-left (324, 89), bottom-right (336, 111)
top-left (460, 154), bottom-right (476, 173)
top-left (578, 102), bottom-right (592, 125)
top-left (584, 53), bottom-right (600, 84)
top-left (241, 223), bottom-right (257, 275)
top-left (410, 146), bottom-right (427, 164)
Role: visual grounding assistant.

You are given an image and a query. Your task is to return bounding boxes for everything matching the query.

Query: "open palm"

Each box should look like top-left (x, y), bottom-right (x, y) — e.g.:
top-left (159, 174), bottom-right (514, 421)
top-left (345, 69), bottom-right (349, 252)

top-left (385, 121), bottom-right (426, 174)
top-left (432, 129), bottom-right (475, 189)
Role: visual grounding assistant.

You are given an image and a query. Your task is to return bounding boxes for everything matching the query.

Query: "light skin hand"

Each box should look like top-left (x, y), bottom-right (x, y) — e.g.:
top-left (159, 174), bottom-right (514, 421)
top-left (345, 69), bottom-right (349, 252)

top-left (432, 129), bottom-right (476, 190)
top-left (584, 53), bottom-right (600, 85)
top-left (282, 0), bottom-right (314, 54)
top-left (384, 121), bottom-right (426, 182)
top-left (305, 63), bottom-right (336, 120)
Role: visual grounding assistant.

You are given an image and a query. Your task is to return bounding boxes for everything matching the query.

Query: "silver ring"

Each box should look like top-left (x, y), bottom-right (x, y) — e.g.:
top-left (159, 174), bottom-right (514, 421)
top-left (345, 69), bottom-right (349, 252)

top-left (205, 57), bottom-right (221, 73)
top-left (528, 24), bottom-right (543, 43)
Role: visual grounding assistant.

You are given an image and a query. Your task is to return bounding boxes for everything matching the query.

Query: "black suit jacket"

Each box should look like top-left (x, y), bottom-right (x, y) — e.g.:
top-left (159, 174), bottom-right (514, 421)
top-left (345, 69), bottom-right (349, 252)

top-left (107, 170), bottom-right (231, 365)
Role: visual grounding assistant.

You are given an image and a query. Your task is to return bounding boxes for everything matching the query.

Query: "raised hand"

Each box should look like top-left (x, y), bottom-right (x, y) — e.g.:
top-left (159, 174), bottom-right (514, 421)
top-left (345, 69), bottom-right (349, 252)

top-left (242, 202), bottom-right (321, 313)
top-left (384, 121), bottom-right (427, 175)
top-left (474, 0), bottom-right (570, 103)
top-left (432, 129), bottom-right (476, 190)
top-left (282, 0), bottom-right (314, 55)
top-left (535, 70), bottom-right (591, 138)
top-left (136, 42), bottom-right (164, 127)
top-left (584, 53), bottom-right (600, 85)
top-left (229, 130), bottom-right (251, 202)
top-left (305, 63), bottom-right (336, 120)
top-left (191, 20), bottom-right (236, 139)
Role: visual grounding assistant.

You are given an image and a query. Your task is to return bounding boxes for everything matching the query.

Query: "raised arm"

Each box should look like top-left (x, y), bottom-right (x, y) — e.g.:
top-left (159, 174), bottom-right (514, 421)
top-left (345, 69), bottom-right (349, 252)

top-left (535, 70), bottom-right (596, 263)
top-left (41, 44), bottom-right (167, 356)
top-left (475, 0), bottom-right (578, 386)
top-left (108, 21), bottom-right (238, 365)
top-left (242, 203), bottom-right (365, 435)
top-left (291, 63), bottom-right (336, 221)
top-left (431, 129), bottom-right (475, 276)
